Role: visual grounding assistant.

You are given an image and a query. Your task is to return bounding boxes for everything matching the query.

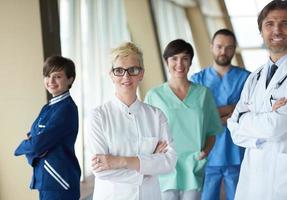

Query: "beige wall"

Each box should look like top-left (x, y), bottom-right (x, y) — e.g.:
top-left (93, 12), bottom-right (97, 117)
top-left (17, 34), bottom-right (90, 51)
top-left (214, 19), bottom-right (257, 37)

top-left (123, 0), bottom-right (164, 98)
top-left (0, 1), bottom-right (164, 198)
top-left (0, 0), bottom-right (44, 199)
top-left (0, 1), bottom-right (231, 199)
top-left (186, 6), bottom-right (213, 68)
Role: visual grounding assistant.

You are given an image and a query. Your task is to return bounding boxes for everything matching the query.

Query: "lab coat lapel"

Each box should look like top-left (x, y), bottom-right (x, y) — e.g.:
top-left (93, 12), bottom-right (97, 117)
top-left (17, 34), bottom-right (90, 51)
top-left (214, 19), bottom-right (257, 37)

top-left (252, 63), bottom-right (269, 111)
top-left (265, 59), bottom-right (287, 94)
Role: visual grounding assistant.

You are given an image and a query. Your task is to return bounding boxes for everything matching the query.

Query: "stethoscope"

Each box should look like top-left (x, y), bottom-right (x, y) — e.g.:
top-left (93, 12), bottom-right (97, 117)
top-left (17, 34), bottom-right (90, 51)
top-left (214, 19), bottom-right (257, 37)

top-left (255, 67), bottom-right (287, 89)
top-left (246, 66), bottom-right (287, 105)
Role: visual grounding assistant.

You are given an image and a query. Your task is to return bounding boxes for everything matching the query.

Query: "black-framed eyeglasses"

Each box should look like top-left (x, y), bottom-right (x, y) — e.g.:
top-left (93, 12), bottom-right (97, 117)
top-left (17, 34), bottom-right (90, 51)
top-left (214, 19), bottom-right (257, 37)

top-left (112, 66), bottom-right (143, 76)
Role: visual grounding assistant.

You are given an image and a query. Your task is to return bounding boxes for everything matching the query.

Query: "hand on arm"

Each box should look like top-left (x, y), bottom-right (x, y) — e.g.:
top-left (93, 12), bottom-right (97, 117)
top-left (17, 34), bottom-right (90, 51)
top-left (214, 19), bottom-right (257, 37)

top-left (91, 140), bottom-right (169, 173)
top-left (91, 154), bottom-right (140, 173)
top-left (272, 97), bottom-right (287, 111)
top-left (218, 105), bottom-right (236, 124)
top-left (153, 140), bottom-right (168, 154)
top-left (198, 135), bottom-right (215, 160)
top-left (15, 104), bottom-right (77, 156)
top-left (25, 134), bottom-right (48, 157)
top-left (221, 113), bottom-right (233, 124)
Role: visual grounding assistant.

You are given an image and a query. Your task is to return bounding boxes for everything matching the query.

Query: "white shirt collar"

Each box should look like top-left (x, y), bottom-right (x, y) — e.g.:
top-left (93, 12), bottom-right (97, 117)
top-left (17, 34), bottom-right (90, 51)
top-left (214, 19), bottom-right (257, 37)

top-left (112, 95), bottom-right (141, 115)
top-left (49, 91), bottom-right (70, 105)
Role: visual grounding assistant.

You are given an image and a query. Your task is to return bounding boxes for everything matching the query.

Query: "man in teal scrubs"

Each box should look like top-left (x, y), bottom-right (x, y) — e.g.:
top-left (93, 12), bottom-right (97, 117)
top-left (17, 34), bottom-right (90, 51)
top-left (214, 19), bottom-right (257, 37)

top-left (190, 29), bottom-right (250, 200)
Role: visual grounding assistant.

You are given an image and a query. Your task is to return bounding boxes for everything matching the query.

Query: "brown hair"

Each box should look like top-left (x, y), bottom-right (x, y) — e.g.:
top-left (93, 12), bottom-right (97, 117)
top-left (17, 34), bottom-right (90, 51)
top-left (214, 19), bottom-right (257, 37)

top-left (258, 0), bottom-right (287, 32)
top-left (163, 39), bottom-right (194, 62)
top-left (43, 55), bottom-right (76, 88)
top-left (211, 28), bottom-right (237, 46)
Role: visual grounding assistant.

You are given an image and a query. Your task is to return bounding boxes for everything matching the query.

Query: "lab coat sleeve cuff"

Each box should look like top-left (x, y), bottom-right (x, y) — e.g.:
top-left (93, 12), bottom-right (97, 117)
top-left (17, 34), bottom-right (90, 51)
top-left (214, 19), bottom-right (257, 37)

top-left (138, 151), bottom-right (176, 175)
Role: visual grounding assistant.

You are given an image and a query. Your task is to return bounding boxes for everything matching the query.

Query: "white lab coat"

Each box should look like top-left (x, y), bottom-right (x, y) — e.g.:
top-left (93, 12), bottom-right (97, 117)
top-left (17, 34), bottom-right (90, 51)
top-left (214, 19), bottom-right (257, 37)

top-left (227, 56), bottom-right (287, 200)
top-left (86, 97), bottom-right (177, 200)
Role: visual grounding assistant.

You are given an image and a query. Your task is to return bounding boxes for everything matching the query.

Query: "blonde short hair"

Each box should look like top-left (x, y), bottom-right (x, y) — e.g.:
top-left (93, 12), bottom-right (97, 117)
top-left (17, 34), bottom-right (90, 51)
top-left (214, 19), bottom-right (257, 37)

top-left (110, 42), bottom-right (144, 68)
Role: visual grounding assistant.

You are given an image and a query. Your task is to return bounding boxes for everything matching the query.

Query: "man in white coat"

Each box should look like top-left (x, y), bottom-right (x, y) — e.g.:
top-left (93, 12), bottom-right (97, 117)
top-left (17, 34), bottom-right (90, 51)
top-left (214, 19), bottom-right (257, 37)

top-left (227, 1), bottom-right (287, 200)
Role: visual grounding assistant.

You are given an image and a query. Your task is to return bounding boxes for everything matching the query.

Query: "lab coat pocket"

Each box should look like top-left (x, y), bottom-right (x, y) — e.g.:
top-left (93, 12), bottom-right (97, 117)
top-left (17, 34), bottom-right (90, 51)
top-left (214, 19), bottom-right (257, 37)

top-left (140, 137), bottom-right (158, 155)
top-left (274, 152), bottom-right (287, 197)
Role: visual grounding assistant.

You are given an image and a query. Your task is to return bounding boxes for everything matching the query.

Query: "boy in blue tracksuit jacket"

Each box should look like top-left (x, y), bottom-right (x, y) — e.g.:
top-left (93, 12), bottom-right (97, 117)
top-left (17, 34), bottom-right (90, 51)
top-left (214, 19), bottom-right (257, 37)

top-left (14, 55), bottom-right (81, 200)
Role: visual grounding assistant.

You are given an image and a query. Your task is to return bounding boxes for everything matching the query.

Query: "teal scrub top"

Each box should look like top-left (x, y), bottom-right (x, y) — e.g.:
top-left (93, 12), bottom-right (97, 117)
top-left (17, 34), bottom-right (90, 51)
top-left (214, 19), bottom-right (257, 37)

top-left (145, 82), bottom-right (223, 191)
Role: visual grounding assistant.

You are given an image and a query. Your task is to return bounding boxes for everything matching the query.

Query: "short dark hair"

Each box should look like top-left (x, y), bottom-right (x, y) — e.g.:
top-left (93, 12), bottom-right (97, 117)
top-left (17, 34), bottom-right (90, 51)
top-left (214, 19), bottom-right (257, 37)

top-left (163, 39), bottom-right (194, 62)
top-left (43, 55), bottom-right (76, 88)
top-left (211, 29), bottom-right (237, 45)
top-left (258, 0), bottom-right (287, 32)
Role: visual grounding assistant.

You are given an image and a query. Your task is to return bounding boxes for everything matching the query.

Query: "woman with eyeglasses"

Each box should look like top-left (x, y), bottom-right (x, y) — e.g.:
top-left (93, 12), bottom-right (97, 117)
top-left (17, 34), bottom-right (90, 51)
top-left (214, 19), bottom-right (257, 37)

top-left (145, 39), bottom-right (222, 200)
top-left (86, 42), bottom-right (176, 200)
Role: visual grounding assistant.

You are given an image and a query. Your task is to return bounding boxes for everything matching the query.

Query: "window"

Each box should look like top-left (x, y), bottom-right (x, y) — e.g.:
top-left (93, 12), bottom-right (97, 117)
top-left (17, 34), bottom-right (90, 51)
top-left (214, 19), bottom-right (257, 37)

top-left (151, 0), bottom-right (200, 79)
top-left (58, 0), bottom-right (130, 178)
top-left (224, 0), bottom-right (271, 71)
top-left (199, 0), bottom-right (227, 38)
top-left (199, 0), bottom-right (271, 71)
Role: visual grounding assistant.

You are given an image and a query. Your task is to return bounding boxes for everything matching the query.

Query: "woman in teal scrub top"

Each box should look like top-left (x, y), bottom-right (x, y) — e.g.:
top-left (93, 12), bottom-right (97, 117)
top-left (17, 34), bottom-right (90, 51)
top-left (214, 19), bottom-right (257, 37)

top-left (145, 39), bottom-right (222, 200)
